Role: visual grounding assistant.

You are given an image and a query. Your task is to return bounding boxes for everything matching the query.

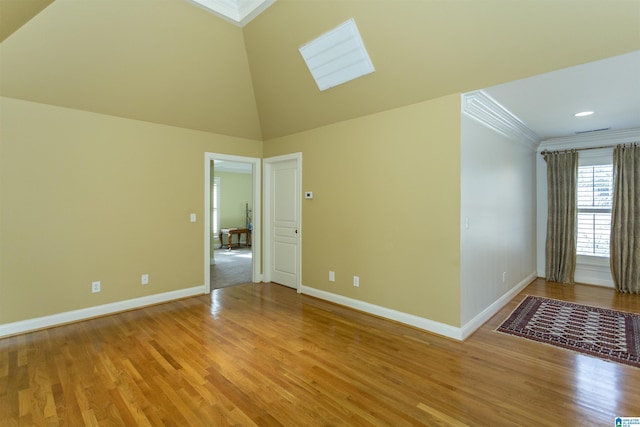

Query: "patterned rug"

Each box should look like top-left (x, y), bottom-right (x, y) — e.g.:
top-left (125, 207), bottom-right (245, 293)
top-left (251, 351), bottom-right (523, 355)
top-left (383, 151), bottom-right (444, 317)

top-left (496, 295), bottom-right (640, 368)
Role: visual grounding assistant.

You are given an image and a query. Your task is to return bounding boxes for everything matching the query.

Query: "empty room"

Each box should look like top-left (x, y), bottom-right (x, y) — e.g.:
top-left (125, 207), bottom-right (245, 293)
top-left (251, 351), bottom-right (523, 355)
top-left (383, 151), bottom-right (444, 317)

top-left (1, 0), bottom-right (639, 425)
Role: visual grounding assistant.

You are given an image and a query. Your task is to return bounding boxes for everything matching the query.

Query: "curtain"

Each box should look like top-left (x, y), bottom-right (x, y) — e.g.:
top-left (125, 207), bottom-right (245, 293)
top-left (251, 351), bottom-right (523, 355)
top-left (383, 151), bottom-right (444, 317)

top-left (543, 150), bottom-right (578, 284)
top-left (611, 143), bottom-right (640, 294)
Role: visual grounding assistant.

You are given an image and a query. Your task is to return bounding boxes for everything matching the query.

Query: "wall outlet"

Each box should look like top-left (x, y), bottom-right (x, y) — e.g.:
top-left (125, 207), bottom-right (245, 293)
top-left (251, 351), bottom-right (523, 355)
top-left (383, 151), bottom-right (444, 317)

top-left (502, 272), bottom-right (507, 283)
top-left (141, 274), bottom-right (149, 285)
top-left (92, 281), bottom-right (101, 293)
top-left (329, 271), bottom-right (335, 282)
top-left (353, 276), bottom-right (359, 287)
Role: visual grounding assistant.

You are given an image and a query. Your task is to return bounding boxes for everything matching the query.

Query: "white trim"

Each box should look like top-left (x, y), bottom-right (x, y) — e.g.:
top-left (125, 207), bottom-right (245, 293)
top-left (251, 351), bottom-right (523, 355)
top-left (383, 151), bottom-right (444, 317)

top-left (301, 286), bottom-right (464, 341)
top-left (0, 286), bottom-right (203, 339)
top-left (302, 272), bottom-right (536, 341)
top-left (575, 256), bottom-right (614, 288)
top-left (537, 128), bottom-right (640, 152)
top-left (462, 90), bottom-right (540, 148)
top-left (459, 272), bottom-right (536, 340)
top-left (187, 0), bottom-right (276, 27)
top-left (205, 153), bottom-right (262, 293)
top-left (263, 153), bottom-right (302, 293)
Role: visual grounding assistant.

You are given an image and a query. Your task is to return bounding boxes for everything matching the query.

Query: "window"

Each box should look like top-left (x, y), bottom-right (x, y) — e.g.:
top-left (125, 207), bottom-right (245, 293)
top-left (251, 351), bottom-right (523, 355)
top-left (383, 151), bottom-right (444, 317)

top-left (576, 164), bottom-right (613, 257)
top-left (212, 176), bottom-right (221, 239)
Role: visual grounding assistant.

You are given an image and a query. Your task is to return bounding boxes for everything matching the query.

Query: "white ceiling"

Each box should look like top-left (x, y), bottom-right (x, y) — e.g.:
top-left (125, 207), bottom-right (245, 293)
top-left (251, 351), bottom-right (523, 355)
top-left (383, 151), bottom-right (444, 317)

top-left (214, 160), bottom-right (253, 174)
top-left (482, 50), bottom-right (640, 141)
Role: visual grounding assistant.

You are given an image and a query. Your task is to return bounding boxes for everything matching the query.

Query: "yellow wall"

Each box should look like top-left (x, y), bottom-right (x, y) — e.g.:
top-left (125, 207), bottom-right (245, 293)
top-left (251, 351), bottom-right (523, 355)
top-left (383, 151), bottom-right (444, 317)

top-left (245, 0), bottom-right (640, 139)
top-left (216, 172), bottom-right (253, 230)
top-left (215, 171), bottom-right (253, 247)
top-left (0, 0), bottom-right (263, 140)
top-left (0, 97), bottom-right (262, 324)
top-left (264, 94), bottom-right (462, 326)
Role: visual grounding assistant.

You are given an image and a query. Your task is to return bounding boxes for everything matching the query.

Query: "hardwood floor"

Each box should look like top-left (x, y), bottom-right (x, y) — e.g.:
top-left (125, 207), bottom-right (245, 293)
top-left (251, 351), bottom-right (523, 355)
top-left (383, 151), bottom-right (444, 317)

top-left (1, 278), bottom-right (639, 426)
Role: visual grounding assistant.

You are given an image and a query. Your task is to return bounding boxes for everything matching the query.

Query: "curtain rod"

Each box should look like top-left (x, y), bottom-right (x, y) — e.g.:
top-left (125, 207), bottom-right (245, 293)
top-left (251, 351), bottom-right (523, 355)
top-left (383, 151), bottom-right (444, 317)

top-left (539, 145), bottom-right (614, 156)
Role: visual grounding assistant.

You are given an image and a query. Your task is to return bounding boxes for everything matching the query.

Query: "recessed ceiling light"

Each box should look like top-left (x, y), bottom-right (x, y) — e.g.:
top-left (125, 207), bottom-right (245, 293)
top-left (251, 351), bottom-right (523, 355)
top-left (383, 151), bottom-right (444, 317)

top-left (574, 111), bottom-right (594, 117)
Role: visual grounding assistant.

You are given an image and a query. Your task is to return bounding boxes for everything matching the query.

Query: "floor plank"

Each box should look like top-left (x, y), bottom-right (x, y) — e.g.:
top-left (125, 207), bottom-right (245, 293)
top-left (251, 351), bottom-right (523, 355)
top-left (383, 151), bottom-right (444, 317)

top-left (1, 278), bottom-right (639, 425)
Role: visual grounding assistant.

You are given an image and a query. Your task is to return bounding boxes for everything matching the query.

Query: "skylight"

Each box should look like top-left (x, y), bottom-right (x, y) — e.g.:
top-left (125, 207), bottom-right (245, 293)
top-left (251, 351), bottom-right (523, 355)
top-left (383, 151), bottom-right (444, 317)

top-left (188, 0), bottom-right (276, 27)
top-left (299, 19), bottom-right (375, 91)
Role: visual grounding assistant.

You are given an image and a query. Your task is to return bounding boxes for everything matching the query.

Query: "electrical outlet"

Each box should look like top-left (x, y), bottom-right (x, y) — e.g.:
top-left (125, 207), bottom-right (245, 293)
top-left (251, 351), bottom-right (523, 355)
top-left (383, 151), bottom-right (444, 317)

top-left (353, 276), bottom-right (359, 287)
top-left (92, 281), bottom-right (101, 293)
top-left (502, 272), bottom-right (507, 283)
top-left (329, 271), bottom-right (335, 282)
top-left (141, 274), bottom-right (149, 285)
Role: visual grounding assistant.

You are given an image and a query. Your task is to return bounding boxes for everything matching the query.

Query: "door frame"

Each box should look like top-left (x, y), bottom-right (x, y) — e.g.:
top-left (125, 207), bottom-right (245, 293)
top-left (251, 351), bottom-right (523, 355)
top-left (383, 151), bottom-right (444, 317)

top-left (263, 153), bottom-right (302, 293)
top-left (204, 152), bottom-right (262, 294)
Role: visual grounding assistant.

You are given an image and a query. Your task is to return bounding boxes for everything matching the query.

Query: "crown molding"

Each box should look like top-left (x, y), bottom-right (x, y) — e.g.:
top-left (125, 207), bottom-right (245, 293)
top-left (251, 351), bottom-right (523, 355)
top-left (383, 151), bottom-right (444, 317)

top-left (537, 128), bottom-right (640, 152)
top-left (462, 90), bottom-right (540, 149)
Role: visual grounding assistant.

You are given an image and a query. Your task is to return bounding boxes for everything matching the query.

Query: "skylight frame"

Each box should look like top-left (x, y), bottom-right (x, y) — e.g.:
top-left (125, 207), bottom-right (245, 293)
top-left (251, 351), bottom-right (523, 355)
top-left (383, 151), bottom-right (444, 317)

top-left (299, 18), bottom-right (375, 92)
top-left (187, 0), bottom-right (276, 27)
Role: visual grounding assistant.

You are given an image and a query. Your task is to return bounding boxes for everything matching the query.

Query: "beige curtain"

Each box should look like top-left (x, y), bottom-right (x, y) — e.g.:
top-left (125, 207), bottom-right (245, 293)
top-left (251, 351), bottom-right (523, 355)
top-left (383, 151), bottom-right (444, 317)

top-left (543, 150), bottom-right (578, 283)
top-left (611, 143), bottom-right (640, 294)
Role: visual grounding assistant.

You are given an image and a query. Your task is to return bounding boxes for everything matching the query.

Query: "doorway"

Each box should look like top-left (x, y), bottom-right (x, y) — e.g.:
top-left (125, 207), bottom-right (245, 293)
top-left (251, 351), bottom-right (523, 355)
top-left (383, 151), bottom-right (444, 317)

top-left (204, 153), bottom-right (261, 294)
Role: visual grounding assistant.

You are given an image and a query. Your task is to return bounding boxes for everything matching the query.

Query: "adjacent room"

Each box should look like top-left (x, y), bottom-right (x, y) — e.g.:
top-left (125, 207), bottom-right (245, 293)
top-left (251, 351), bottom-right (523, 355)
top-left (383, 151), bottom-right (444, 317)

top-left (1, 0), bottom-right (639, 425)
top-left (210, 160), bottom-right (254, 289)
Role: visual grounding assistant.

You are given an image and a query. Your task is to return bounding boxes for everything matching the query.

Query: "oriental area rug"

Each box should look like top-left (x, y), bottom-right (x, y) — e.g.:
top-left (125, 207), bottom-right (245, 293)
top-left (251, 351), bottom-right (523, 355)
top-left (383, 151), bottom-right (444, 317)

top-left (496, 295), bottom-right (640, 368)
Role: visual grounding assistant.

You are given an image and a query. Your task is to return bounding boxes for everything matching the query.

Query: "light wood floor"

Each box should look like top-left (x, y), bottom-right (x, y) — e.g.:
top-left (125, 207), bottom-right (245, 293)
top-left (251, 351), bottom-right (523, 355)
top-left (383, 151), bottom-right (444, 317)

top-left (1, 278), bottom-right (639, 426)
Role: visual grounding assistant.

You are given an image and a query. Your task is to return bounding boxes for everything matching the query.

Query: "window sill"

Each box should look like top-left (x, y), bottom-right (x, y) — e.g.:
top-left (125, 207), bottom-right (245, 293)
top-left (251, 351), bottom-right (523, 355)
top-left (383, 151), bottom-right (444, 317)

top-left (575, 255), bottom-right (613, 287)
top-left (576, 254), bottom-right (609, 267)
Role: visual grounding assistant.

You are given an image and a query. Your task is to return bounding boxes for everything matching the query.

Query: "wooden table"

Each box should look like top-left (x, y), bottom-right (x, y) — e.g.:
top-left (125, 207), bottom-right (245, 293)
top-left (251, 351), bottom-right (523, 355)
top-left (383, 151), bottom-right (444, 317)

top-left (219, 228), bottom-right (251, 249)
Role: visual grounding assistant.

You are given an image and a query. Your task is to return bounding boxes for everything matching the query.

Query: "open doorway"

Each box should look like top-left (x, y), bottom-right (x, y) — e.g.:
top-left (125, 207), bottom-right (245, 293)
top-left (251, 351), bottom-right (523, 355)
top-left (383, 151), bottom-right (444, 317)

top-left (212, 160), bottom-right (252, 289)
top-left (204, 153), bottom-right (261, 294)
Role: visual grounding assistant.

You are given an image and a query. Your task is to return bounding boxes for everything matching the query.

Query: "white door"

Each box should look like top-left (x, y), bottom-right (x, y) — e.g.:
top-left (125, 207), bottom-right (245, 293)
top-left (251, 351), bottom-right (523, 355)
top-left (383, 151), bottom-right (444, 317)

top-left (265, 155), bottom-right (301, 290)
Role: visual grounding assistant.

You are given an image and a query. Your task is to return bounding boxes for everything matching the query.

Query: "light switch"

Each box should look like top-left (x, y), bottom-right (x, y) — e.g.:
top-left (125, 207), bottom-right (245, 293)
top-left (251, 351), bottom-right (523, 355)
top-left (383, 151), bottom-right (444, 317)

top-left (190, 213), bottom-right (197, 222)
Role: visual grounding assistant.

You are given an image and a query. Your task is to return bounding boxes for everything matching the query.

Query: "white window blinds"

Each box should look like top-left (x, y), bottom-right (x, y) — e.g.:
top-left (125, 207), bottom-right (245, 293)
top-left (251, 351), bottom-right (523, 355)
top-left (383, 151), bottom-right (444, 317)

top-left (576, 164), bottom-right (613, 257)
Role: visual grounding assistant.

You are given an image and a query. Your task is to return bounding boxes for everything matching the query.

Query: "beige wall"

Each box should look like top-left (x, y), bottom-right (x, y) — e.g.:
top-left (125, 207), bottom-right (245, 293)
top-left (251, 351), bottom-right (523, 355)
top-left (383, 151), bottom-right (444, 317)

top-left (264, 94), bottom-right (462, 327)
top-left (216, 172), bottom-right (253, 230)
top-left (0, 97), bottom-right (262, 324)
top-left (215, 171), bottom-right (253, 247)
top-left (0, 0), bottom-right (262, 140)
top-left (245, 0), bottom-right (640, 139)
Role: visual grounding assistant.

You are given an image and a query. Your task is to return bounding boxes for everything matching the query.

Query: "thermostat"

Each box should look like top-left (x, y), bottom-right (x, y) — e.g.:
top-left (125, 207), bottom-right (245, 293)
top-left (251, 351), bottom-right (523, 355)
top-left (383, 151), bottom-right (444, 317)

top-left (304, 191), bottom-right (313, 199)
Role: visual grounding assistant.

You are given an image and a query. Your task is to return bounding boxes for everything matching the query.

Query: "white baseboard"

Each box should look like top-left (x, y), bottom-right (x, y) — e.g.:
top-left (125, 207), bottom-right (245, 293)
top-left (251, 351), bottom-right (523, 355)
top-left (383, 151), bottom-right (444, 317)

top-left (300, 286), bottom-right (464, 340)
top-left (460, 272), bottom-right (537, 340)
top-left (301, 272), bottom-right (537, 342)
top-left (0, 285), bottom-right (205, 338)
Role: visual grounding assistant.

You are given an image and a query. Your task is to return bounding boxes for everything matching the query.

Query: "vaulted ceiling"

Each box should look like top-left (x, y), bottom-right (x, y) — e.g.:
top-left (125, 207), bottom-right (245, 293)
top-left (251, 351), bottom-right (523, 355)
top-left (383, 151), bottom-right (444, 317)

top-left (0, 0), bottom-right (54, 43)
top-left (2, 0), bottom-right (639, 141)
